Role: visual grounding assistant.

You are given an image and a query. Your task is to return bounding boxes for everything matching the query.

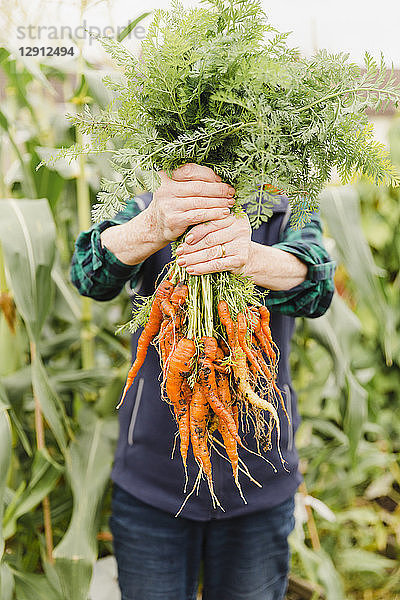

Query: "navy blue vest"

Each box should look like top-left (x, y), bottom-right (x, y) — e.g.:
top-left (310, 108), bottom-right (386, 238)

top-left (111, 193), bottom-right (302, 520)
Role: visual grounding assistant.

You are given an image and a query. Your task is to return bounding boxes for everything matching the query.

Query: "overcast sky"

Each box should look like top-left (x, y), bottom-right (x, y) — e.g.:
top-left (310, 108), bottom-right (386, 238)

top-left (2, 0), bottom-right (400, 67)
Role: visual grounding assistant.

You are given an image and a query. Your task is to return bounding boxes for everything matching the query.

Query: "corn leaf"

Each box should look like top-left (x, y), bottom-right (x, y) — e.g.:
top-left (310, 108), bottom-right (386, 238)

top-left (31, 352), bottom-right (68, 453)
top-left (0, 406), bottom-right (11, 560)
top-left (0, 563), bottom-right (14, 600)
top-left (0, 199), bottom-right (56, 342)
top-left (53, 414), bottom-right (114, 600)
top-left (320, 186), bottom-right (395, 364)
top-left (12, 569), bottom-right (62, 600)
top-left (307, 294), bottom-right (367, 461)
top-left (3, 448), bottom-right (63, 540)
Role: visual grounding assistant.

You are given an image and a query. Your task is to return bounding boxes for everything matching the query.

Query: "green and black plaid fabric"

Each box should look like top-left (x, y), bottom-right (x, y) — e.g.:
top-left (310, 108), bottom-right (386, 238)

top-left (71, 198), bottom-right (142, 302)
top-left (269, 215), bottom-right (335, 317)
top-left (70, 197), bottom-right (335, 317)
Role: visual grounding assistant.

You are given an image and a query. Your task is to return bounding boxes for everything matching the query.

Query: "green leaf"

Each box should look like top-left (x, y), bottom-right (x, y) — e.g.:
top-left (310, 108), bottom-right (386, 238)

top-left (307, 295), bottom-right (367, 458)
top-left (1, 367), bottom-right (32, 405)
top-left (8, 408), bottom-right (32, 458)
top-left (34, 147), bottom-right (79, 180)
top-left (0, 115), bottom-right (36, 197)
top-left (12, 569), bottom-right (62, 600)
top-left (308, 294), bottom-right (360, 388)
top-left (0, 199), bottom-right (56, 342)
top-left (31, 353), bottom-right (68, 452)
top-left (0, 48), bottom-right (10, 64)
top-left (0, 563), bottom-right (14, 600)
top-left (0, 109), bottom-right (8, 131)
top-left (53, 416), bottom-right (114, 600)
top-left (0, 407), bottom-right (12, 559)
top-left (117, 12), bottom-right (152, 42)
top-left (338, 548), bottom-right (397, 572)
top-left (51, 264), bottom-right (82, 324)
top-left (0, 310), bottom-right (25, 377)
top-left (343, 373), bottom-right (368, 464)
top-left (320, 186), bottom-right (395, 364)
top-left (315, 548), bottom-right (346, 600)
top-left (0, 380), bottom-right (10, 409)
top-left (3, 448), bottom-right (63, 540)
top-left (290, 535), bottom-right (346, 600)
top-left (1, 42), bottom-right (54, 93)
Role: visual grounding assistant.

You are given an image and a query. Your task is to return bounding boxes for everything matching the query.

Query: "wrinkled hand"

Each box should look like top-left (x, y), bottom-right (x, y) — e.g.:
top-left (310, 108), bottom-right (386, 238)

top-left (146, 163), bottom-right (236, 245)
top-left (175, 211), bottom-right (253, 275)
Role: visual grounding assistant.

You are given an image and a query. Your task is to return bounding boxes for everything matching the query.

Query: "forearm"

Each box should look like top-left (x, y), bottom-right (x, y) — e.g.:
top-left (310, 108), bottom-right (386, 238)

top-left (244, 241), bottom-right (308, 290)
top-left (100, 208), bottom-right (166, 266)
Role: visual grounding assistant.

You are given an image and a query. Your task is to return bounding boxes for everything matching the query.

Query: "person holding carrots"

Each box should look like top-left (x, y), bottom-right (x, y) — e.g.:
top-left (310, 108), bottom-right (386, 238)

top-left (71, 163), bottom-right (335, 600)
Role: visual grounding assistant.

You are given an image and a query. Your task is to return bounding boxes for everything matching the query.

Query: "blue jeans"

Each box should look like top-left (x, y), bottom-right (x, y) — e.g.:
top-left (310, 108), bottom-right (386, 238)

top-left (110, 484), bottom-right (295, 600)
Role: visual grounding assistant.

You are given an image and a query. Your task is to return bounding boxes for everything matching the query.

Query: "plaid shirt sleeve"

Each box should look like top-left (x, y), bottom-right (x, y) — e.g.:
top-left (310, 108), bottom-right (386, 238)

top-left (265, 211), bottom-right (336, 318)
top-left (70, 198), bottom-right (143, 301)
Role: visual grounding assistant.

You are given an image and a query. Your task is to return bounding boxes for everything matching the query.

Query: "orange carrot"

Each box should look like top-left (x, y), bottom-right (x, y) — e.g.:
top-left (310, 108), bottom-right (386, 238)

top-left (232, 402), bottom-right (239, 431)
top-left (198, 337), bottom-right (242, 446)
top-left (257, 306), bottom-right (276, 363)
top-left (253, 347), bottom-right (290, 425)
top-left (258, 305), bottom-right (270, 329)
top-left (214, 346), bottom-right (229, 374)
top-left (253, 346), bottom-right (274, 381)
top-left (254, 328), bottom-right (276, 364)
top-left (217, 301), bottom-right (236, 347)
top-left (247, 311), bottom-right (261, 333)
top-left (215, 371), bottom-right (239, 481)
top-left (160, 298), bottom-right (176, 320)
top-left (170, 282), bottom-right (189, 307)
top-left (166, 338), bottom-right (196, 407)
top-left (218, 338), bottom-right (230, 357)
top-left (218, 419), bottom-right (239, 482)
top-left (237, 312), bottom-right (266, 376)
top-left (190, 382), bottom-right (212, 482)
top-left (118, 280), bottom-right (173, 407)
top-left (174, 379), bottom-right (192, 469)
top-left (215, 347), bottom-right (224, 361)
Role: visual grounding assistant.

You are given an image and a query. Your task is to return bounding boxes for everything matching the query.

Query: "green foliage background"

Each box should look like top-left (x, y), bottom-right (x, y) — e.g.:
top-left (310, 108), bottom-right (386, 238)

top-left (0, 13), bottom-right (399, 600)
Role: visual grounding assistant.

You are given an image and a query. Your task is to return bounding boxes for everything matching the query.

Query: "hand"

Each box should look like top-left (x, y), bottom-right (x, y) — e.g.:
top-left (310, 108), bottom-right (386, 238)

top-left (145, 163), bottom-right (236, 245)
top-left (175, 212), bottom-right (253, 275)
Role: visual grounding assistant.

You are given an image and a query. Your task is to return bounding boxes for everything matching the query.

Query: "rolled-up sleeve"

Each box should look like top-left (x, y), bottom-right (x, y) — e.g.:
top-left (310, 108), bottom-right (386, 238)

top-left (266, 213), bottom-right (336, 318)
top-left (70, 198), bottom-right (143, 301)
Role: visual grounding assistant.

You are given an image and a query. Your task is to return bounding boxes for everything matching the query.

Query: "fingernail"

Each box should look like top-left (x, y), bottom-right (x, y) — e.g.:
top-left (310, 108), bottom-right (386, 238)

top-left (228, 199), bottom-right (235, 206)
top-left (223, 208), bottom-right (231, 215)
top-left (177, 258), bottom-right (186, 266)
top-left (228, 186), bottom-right (236, 195)
top-left (186, 267), bottom-right (195, 274)
top-left (215, 175), bottom-right (222, 182)
top-left (186, 234), bottom-right (194, 244)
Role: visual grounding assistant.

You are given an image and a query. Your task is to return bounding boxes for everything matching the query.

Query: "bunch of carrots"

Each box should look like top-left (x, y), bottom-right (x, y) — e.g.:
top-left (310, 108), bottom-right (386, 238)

top-left (118, 273), bottom-right (290, 506)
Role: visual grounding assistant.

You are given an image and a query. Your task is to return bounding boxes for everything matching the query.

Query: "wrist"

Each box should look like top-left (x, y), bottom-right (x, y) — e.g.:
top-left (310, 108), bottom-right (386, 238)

top-left (135, 205), bottom-right (168, 247)
top-left (243, 241), bottom-right (308, 290)
top-left (100, 208), bottom-right (167, 266)
top-left (123, 208), bottom-right (167, 259)
top-left (242, 241), bottom-right (263, 280)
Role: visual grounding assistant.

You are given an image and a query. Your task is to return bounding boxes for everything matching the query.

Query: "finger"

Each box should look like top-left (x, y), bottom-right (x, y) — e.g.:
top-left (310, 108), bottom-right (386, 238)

top-left (176, 197), bottom-right (234, 212)
top-left (170, 180), bottom-right (235, 199)
top-left (181, 207), bottom-right (232, 228)
top-left (171, 163), bottom-right (222, 183)
top-left (185, 256), bottom-right (243, 276)
top-left (180, 215), bottom-right (236, 245)
top-left (177, 243), bottom-right (231, 267)
top-left (176, 227), bottom-right (236, 256)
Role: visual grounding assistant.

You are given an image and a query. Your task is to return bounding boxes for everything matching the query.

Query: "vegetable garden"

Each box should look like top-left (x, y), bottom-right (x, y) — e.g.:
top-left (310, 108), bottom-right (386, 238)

top-left (0, 2), bottom-right (399, 599)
